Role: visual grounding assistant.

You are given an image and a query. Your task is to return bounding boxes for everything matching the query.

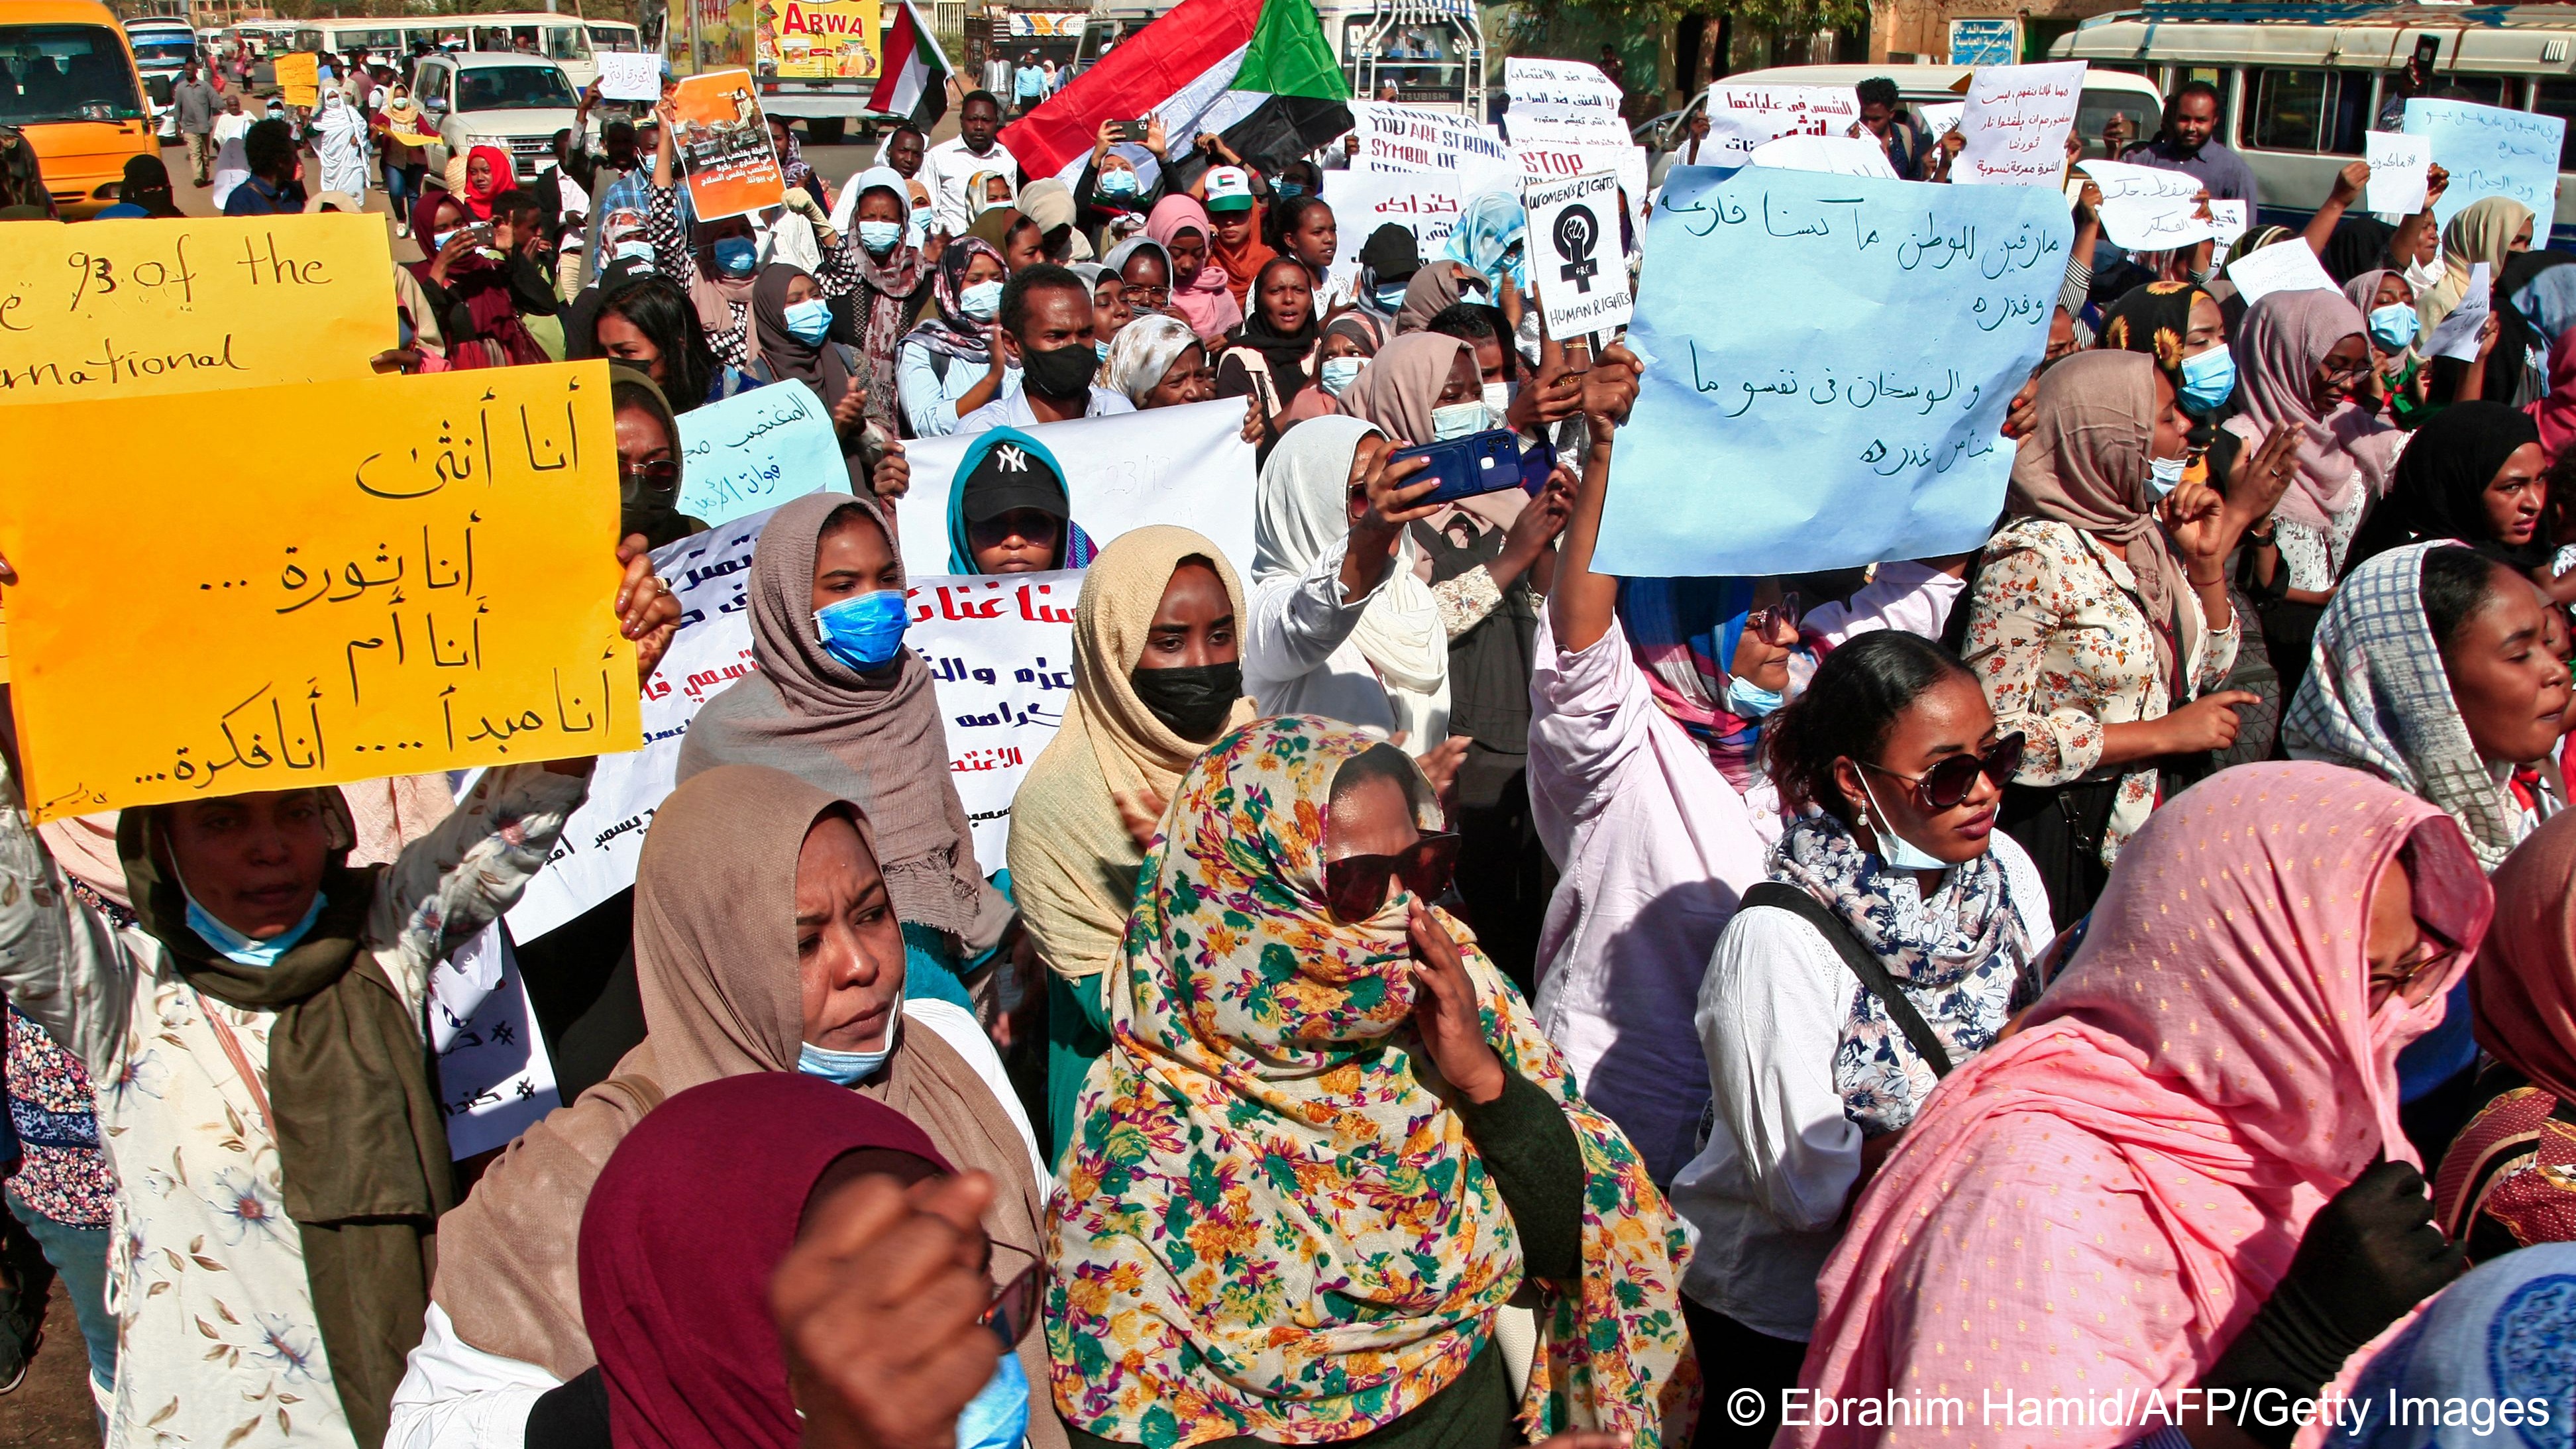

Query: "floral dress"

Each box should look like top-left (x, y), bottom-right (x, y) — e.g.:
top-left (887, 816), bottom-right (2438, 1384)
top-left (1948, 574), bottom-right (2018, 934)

top-left (0, 763), bottom-right (586, 1449)
top-left (1964, 517), bottom-right (2238, 865)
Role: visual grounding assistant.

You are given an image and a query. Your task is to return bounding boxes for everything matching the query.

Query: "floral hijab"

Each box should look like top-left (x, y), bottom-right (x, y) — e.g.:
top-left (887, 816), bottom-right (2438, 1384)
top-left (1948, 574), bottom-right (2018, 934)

top-left (903, 236), bottom-right (1004, 364)
top-left (1044, 716), bottom-right (1696, 1448)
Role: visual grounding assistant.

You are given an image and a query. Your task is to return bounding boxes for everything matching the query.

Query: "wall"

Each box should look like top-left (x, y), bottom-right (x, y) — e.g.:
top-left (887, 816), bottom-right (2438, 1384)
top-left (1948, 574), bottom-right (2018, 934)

top-left (1865, 0), bottom-right (2123, 64)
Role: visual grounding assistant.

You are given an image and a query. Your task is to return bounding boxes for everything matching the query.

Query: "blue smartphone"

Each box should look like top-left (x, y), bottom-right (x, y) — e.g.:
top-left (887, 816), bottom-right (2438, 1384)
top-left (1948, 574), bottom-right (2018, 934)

top-left (1519, 440), bottom-right (1558, 495)
top-left (1389, 429), bottom-right (1525, 506)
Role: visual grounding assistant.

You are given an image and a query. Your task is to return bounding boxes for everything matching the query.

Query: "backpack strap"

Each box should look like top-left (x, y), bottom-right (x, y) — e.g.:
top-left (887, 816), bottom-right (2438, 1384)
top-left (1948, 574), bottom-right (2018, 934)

top-left (1741, 881), bottom-right (1954, 1078)
top-left (928, 349), bottom-right (954, 385)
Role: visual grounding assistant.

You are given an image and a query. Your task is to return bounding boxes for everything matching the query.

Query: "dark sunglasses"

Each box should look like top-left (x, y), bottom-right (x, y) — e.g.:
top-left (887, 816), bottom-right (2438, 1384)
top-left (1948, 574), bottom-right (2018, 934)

top-left (1322, 832), bottom-right (1462, 924)
top-left (979, 1261), bottom-right (1041, 1347)
top-left (1745, 591), bottom-right (1802, 642)
top-left (620, 458), bottom-right (678, 488)
top-left (1858, 731), bottom-right (2026, 812)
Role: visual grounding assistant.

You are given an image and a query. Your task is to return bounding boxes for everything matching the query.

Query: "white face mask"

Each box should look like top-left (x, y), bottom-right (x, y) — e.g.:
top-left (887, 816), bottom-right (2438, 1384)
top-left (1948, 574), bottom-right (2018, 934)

top-left (1857, 771), bottom-right (1948, 873)
top-left (2147, 453), bottom-right (2188, 498)
top-left (1428, 400), bottom-right (1487, 441)
top-left (1317, 355), bottom-right (1364, 396)
top-left (1481, 380), bottom-right (1509, 424)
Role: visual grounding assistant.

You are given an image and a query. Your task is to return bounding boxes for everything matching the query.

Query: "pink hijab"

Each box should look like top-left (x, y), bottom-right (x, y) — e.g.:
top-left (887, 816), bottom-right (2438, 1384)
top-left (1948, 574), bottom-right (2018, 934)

top-left (1790, 763), bottom-right (2492, 1449)
top-left (1146, 193), bottom-right (1241, 345)
top-left (2222, 288), bottom-right (2403, 533)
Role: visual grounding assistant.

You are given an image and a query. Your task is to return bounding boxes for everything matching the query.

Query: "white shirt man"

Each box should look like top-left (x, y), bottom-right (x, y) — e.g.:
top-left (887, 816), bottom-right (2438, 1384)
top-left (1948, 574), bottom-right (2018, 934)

top-left (920, 130), bottom-right (1019, 237)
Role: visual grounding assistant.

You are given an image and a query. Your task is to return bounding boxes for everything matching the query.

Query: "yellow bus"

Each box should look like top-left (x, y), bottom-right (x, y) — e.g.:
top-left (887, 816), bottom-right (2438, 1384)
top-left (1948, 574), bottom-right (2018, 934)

top-left (1, 0), bottom-right (156, 217)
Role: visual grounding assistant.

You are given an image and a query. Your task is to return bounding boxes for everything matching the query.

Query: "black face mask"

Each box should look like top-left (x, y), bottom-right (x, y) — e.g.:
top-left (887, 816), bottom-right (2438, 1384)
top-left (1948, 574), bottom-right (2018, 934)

top-left (1019, 339), bottom-right (1099, 402)
top-left (1130, 661), bottom-right (1242, 741)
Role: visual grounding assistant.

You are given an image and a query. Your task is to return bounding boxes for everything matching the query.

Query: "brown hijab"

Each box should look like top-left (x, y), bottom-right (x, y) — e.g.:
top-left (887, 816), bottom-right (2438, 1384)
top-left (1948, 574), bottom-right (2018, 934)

top-left (676, 491), bottom-right (1008, 949)
top-left (1395, 260), bottom-right (1475, 334)
top-left (2470, 807), bottom-right (2576, 1102)
top-left (2006, 349), bottom-right (2200, 687)
top-left (1336, 331), bottom-right (1470, 445)
top-left (431, 765), bottom-right (1050, 1407)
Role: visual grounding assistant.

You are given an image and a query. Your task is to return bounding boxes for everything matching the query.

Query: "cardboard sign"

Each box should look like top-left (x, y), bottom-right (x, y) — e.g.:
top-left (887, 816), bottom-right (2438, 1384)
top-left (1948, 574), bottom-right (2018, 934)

top-left (1952, 61), bottom-right (2084, 187)
top-left (1, 364), bottom-right (639, 823)
top-left (1703, 85), bottom-right (1862, 168)
top-left (1352, 100), bottom-right (1514, 195)
top-left (2404, 98), bottom-right (2565, 227)
top-left (2428, 261), bottom-right (2493, 360)
top-left (1599, 166), bottom-right (2069, 576)
top-left (2077, 158), bottom-right (2212, 250)
top-left (432, 921), bottom-right (563, 1158)
top-left (2224, 238), bottom-right (2339, 305)
top-left (1526, 170), bottom-right (1633, 339)
top-left (1326, 170), bottom-right (1464, 280)
top-left (674, 381), bottom-right (846, 525)
top-left (672, 68), bottom-right (786, 221)
top-left (0, 215), bottom-right (396, 403)
top-left (275, 50), bottom-right (319, 109)
top-left (762, 0), bottom-right (882, 79)
top-left (597, 50), bottom-right (663, 102)
top-left (2365, 131), bottom-right (2432, 216)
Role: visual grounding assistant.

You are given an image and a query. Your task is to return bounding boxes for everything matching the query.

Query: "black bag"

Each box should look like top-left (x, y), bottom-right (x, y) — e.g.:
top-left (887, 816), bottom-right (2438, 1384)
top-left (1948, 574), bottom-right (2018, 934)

top-left (1741, 881), bottom-right (1952, 1078)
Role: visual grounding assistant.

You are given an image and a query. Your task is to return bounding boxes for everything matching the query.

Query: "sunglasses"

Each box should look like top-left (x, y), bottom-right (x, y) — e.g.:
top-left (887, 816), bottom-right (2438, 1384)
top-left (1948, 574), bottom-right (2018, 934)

top-left (1322, 832), bottom-right (1461, 924)
top-left (979, 1261), bottom-right (1041, 1347)
top-left (620, 458), bottom-right (678, 488)
top-left (1858, 731), bottom-right (2026, 812)
top-left (1745, 591), bottom-right (1802, 643)
top-left (2373, 923), bottom-right (2463, 1006)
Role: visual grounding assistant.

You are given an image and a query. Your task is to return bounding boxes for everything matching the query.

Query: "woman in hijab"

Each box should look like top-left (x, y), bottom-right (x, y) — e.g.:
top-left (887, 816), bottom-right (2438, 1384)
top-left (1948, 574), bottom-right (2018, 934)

top-left (610, 365), bottom-right (704, 549)
top-left (2420, 195), bottom-right (2534, 334)
top-left (312, 87), bottom-right (369, 199)
top-left (1103, 235), bottom-right (1171, 321)
top-left (407, 189), bottom-right (552, 368)
top-left (900, 236), bottom-right (1012, 437)
top-left (1964, 350), bottom-right (2254, 928)
top-left (1046, 718), bottom-right (1695, 1448)
top-left (2432, 811), bottom-right (2576, 1260)
top-left (94, 152), bottom-right (182, 218)
top-left (1101, 311), bottom-right (1206, 407)
top-left (2348, 401), bottom-right (2547, 571)
top-left (1203, 182), bottom-right (1274, 313)
top-left (1790, 763), bottom-right (2489, 1449)
top-left (1443, 191), bottom-right (1529, 350)
top-left (1276, 310), bottom-right (1381, 425)
top-left (2098, 280), bottom-right (2233, 456)
top-left (750, 261), bottom-right (855, 405)
top-left (2229, 289), bottom-right (2403, 600)
top-left (1145, 194), bottom-right (1240, 344)
top-left (2333, 1244), bottom-right (2576, 1449)
top-left (1017, 176), bottom-right (1083, 262)
top-left (965, 168), bottom-right (1016, 220)
top-left (645, 104), bottom-right (849, 372)
top-left (1215, 253), bottom-right (1320, 424)
top-left (373, 80), bottom-right (431, 235)
top-left (835, 166), bottom-right (934, 439)
top-left (1008, 529), bottom-right (1256, 1161)
top-left (969, 205), bottom-right (1046, 274)
top-left (407, 763), bottom-right (1055, 1449)
top-left (1398, 259), bottom-right (1486, 335)
top-left (455, 142), bottom-right (512, 223)
top-left (2488, 248), bottom-right (2576, 409)
top-left (1246, 415), bottom-right (1452, 753)
top-left (1071, 119), bottom-right (1166, 250)
top-left (2345, 265), bottom-right (2438, 427)
top-left (942, 425), bottom-right (1097, 576)
top-left (679, 492), bottom-right (1013, 1005)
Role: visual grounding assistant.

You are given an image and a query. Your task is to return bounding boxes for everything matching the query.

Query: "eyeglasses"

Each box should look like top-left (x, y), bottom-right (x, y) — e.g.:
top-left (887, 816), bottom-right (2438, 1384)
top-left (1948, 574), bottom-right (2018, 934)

top-left (2372, 924), bottom-right (2463, 1006)
top-left (1126, 285), bottom-right (1171, 306)
top-left (1322, 832), bottom-right (1462, 924)
top-left (1744, 591), bottom-right (1803, 643)
top-left (2316, 356), bottom-right (2372, 385)
top-left (979, 1261), bottom-right (1041, 1347)
top-left (619, 458), bottom-right (678, 488)
top-left (1858, 731), bottom-right (2027, 812)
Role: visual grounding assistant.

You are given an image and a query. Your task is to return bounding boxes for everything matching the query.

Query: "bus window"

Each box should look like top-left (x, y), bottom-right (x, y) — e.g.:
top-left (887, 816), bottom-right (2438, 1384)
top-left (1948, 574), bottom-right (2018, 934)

top-left (1343, 12), bottom-right (1472, 104)
top-left (2534, 78), bottom-right (2576, 170)
top-left (0, 24), bottom-right (146, 126)
top-left (2429, 74), bottom-right (2510, 109)
top-left (292, 27), bottom-right (322, 52)
top-left (545, 25), bottom-right (588, 62)
top-left (2245, 67), bottom-right (2367, 155)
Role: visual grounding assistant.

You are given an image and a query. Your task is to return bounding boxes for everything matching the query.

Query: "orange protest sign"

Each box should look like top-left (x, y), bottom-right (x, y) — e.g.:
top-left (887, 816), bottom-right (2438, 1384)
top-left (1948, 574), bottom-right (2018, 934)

top-left (1, 363), bottom-right (640, 823)
top-left (671, 68), bottom-right (786, 221)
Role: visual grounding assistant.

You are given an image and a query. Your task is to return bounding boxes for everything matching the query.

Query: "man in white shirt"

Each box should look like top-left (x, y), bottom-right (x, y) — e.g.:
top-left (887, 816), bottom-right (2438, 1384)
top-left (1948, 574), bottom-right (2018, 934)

top-left (956, 265), bottom-right (1136, 433)
top-left (920, 90), bottom-right (1018, 239)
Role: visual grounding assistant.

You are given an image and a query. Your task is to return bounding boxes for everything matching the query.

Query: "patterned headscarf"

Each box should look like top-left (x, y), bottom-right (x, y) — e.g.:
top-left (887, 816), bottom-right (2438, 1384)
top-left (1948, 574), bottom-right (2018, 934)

top-left (841, 166), bottom-right (931, 433)
top-left (1443, 190), bottom-right (1528, 297)
top-left (2098, 280), bottom-right (2212, 385)
top-left (1102, 312), bottom-right (1200, 404)
top-left (1615, 577), bottom-right (1763, 790)
top-left (2283, 540), bottom-right (2526, 871)
top-left (2227, 287), bottom-right (2400, 535)
top-left (1045, 717), bottom-right (1697, 1448)
top-left (2332, 1244), bottom-right (2576, 1449)
top-left (903, 236), bottom-right (1005, 364)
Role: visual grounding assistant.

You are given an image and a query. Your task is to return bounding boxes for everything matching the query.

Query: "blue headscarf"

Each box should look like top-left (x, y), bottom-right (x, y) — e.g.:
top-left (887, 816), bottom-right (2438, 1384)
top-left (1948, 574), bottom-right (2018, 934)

top-left (2329, 1242), bottom-right (2576, 1449)
top-left (2510, 260), bottom-right (2576, 352)
top-left (1442, 191), bottom-right (1528, 297)
top-left (1615, 576), bottom-right (1762, 788)
top-left (943, 425), bottom-right (1099, 575)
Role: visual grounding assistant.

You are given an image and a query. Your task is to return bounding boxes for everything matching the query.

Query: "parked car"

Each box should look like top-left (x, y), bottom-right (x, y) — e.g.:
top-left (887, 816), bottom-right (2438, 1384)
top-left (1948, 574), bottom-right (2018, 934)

top-left (410, 49), bottom-right (582, 184)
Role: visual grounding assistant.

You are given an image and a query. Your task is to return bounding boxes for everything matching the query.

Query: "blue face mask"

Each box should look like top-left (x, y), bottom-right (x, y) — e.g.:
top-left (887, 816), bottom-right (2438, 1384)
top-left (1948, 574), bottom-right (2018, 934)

top-left (1095, 337), bottom-right (1112, 360)
top-left (185, 886), bottom-right (325, 968)
top-left (2369, 302), bottom-right (2420, 352)
top-left (782, 297), bottom-right (833, 345)
top-left (2147, 453), bottom-right (2188, 498)
top-left (1724, 673), bottom-right (1784, 719)
top-left (960, 279), bottom-right (1004, 323)
top-left (1372, 281), bottom-right (1409, 313)
top-left (857, 218), bottom-right (904, 254)
top-left (612, 238), bottom-right (655, 263)
top-left (1273, 180), bottom-right (1304, 198)
top-left (1856, 772), bottom-right (1948, 873)
top-left (1428, 400), bottom-right (1487, 441)
top-left (2176, 343), bottom-right (2235, 414)
top-left (712, 235), bottom-right (758, 277)
top-left (910, 204), bottom-right (936, 241)
top-left (815, 589), bottom-right (910, 673)
top-left (795, 994), bottom-right (900, 1085)
top-left (955, 1339), bottom-right (1032, 1449)
top-left (1097, 167), bottom-right (1140, 197)
top-left (1318, 355), bottom-right (1364, 396)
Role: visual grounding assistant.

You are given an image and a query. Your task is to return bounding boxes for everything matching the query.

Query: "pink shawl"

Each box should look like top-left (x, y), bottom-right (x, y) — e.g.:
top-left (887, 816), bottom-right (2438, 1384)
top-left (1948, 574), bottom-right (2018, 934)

top-left (2224, 288), bottom-right (2403, 533)
top-left (1790, 763), bottom-right (2493, 1449)
top-left (2528, 326), bottom-right (2576, 467)
top-left (1146, 194), bottom-right (1240, 345)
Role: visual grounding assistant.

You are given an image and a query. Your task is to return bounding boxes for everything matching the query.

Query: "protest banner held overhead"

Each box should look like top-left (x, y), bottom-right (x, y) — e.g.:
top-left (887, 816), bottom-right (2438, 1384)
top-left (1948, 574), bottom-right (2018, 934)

top-left (2404, 97), bottom-right (2565, 226)
top-left (1, 363), bottom-right (639, 823)
top-left (1526, 170), bottom-right (1634, 339)
top-left (1951, 61), bottom-right (2084, 186)
top-left (1599, 164), bottom-right (2069, 576)
top-left (1326, 170), bottom-right (1464, 276)
top-left (2365, 131), bottom-right (2432, 215)
top-left (674, 383), bottom-right (847, 525)
top-left (274, 50), bottom-right (319, 109)
top-left (1351, 100), bottom-right (1515, 193)
top-left (672, 68), bottom-right (789, 221)
top-left (598, 50), bottom-right (663, 101)
top-left (1702, 85), bottom-right (1863, 168)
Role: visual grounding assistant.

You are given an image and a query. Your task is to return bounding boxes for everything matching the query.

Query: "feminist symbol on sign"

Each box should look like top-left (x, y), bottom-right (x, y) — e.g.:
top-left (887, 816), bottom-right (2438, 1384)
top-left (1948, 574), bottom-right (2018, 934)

top-left (1553, 203), bottom-right (1600, 294)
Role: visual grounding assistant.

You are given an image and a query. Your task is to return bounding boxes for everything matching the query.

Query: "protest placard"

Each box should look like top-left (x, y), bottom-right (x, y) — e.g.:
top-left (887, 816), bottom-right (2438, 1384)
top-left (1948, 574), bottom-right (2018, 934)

top-left (1352, 100), bottom-right (1515, 193)
top-left (1526, 170), bottom-right (1633, 340)
top-left (432, 921), bottom-right (562, 1158)
top-left (675, 382), bottom-right (845, 525)
top-left (0, 363), bottom-right (639, 824)
top-left (2365, 131), bottom-right (2432, 216)
top-left (597, 50), bottom-right (663, 101)
top-left (275, 51), bottom-right (319, 109)
top-left (911, 573), bottom-right (1077, 867)
top-left (2225, 239), bottom-right (2338, 305)
top-left (0, 215), bottom-right (396, 403)
top-left (1953, 61), bottom-right (2084, 187)
top-left (2205, 199), bottom-right (2249, 251)
top-left (1504, 57), bottom-right (1623, 119)
top-left (1748, 134), bottom-right (1896, 179)
top-left (2077, 158), bottom-right (2210, 250)
top-left (1326, 170), bottom-right (1463, 278)
top-left (2404, 98), bottom-right (2565, 227)
top-left (1919, 102), bottom-right (1963, 138)
top-left (897, 399), bottom-right (1257, 580)
top-left (2428, 262), bottom-right (2492, 360)
top-left (1598, 165), bottom-right (2069, 576)
top-left (672, 68), bottom-right (786, 221)
top-left (1703, 84), bottom-right (1862, 167)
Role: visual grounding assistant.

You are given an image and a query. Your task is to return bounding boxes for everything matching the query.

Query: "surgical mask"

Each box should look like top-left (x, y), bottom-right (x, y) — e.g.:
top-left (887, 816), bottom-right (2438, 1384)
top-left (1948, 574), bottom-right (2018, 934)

top-left (1372, 281), bottom-right (1409, 312)
top-left (1129, 661), bottom-right (1242, 740)
top-left (1097, 167), bottom-right (1140, 197)
top-left (1273, 180), bottom-right (1304, 199)
top-left (1723, 674), bottom-right (1784, 720)
top-left (2404, 252), bottom-right (2445, 292)
top-left (795, 993), bottom-right (901, 1085)
top-left (955, 1340), bottom-right (1032, 1449)
top-left (2369, 302), bottom-right (2420, 352)
top-left (1095, 337), bottom-right (1113, 360)
top-left (1317, 355), bottom-right (1364, 396)
top-left (612, 238), bottom-right (655, 263)
top-left (2147, 453), bottom-right (2188, 498)
top-left (430, 229), bottom-right (460, 253)
top-left (959, 279), bottom-right (1004, 322)
top-left (1428, 400), bottom-right (1487, 441)
top-left (782, 297), bottom-right (833, 345)
top-left (1856, 772), bottom-right (1948, 873)
top-left (857, 218), bottom-right (904, 254)
top-left (184, 886), bottom-right (325, 969)
top-left (910, 203), bottom-right (936, 240)
top-left (814, 589), bottom-right (911, 673)
top-left (1480, 380), bottom-right (1509, 423)
top-left (1020, 340), bottom-right (1099, 400)
top-left (711, 235), bottom-right (757, 276)
top-left (2176, 344), bottom-right (2235, 414)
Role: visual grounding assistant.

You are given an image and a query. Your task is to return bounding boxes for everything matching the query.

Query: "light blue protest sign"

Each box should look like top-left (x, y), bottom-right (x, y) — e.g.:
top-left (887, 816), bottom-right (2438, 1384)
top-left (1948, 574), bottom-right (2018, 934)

top-left (2403, 99), bottom-right (2564, 228)
top-left (1596, 164), bottom-right (2068, 577)
top-left (674, 382), bottom-right (844, 525)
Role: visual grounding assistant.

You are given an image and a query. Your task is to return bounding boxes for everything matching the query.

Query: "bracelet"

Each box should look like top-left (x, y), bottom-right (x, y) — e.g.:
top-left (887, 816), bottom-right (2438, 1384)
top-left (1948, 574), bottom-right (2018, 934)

top-left (2188, 572), bottom-right (2224, 588)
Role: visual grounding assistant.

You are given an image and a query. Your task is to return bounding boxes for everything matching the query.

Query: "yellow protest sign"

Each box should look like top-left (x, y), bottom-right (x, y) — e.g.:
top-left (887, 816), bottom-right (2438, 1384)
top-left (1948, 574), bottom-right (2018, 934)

top-left (1, 363), bottom-right (640, 823)
top-left (0, 215), bottom-right (395, 404)
top-left (276, 50), bottom-right (320, 109)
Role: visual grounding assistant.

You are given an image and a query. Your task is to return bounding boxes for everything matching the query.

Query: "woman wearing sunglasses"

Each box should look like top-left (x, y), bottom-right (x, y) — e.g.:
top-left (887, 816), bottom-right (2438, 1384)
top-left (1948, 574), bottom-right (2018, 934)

top-left (398, 764), bottom-right (1057, 1449)
top-left (1047, 717), bottom-right (1695, 1449)
top-left (1668, 630), bottom-right (2051, 1448)
top-left (612, 366), bottom-right (708, 549)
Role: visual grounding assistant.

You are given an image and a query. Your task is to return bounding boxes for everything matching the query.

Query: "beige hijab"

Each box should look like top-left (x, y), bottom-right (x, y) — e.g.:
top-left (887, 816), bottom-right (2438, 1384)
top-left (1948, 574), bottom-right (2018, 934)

top-left (1008, 529), bottom-right (1255, 981)
top-left (2005, 349), bottom-right (2200, 688)
top-left (433, 764), bottom-right (1050, 1417)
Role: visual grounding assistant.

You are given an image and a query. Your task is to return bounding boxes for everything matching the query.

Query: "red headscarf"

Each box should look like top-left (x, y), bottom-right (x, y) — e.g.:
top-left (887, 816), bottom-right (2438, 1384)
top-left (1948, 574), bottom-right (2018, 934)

top-left (1206, 197), bottom-right (1274, 312)
top-left (460, 143), bottom-right (513, 221)
top-left (578, 1073), bottom-right (951, 1449)
top-left (2528, 326), bottom-right (2576, 468)
top-left (2467, 807), bottom-right (2576, 1103)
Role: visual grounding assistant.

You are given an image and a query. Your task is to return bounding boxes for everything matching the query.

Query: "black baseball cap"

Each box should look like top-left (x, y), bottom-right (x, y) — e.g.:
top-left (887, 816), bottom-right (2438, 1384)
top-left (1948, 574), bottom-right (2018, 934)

top-left (959, 433), bottom-right (1069, 523)
top-left (1359, 223), bottom-right (1420, 283)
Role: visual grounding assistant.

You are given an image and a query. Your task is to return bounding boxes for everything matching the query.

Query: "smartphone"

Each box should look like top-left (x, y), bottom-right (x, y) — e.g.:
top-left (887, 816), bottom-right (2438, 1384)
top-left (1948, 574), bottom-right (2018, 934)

top-left (1115, 118), bottom-right (1151, 142)
top-left (2412, 34), bottom-right (2442, 71)
top-left (1390, 429), bottom-right (1525, 506)
top-left (1519, 440), bottom-right (1559, 496)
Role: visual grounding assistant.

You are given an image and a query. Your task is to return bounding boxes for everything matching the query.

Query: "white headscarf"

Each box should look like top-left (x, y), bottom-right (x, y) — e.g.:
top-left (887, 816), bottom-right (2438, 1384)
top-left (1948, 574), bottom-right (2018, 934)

top-left (1251, 415), bottom-right (1450, 752)
top-left (1104, 313), bottom-right (1199, 405)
